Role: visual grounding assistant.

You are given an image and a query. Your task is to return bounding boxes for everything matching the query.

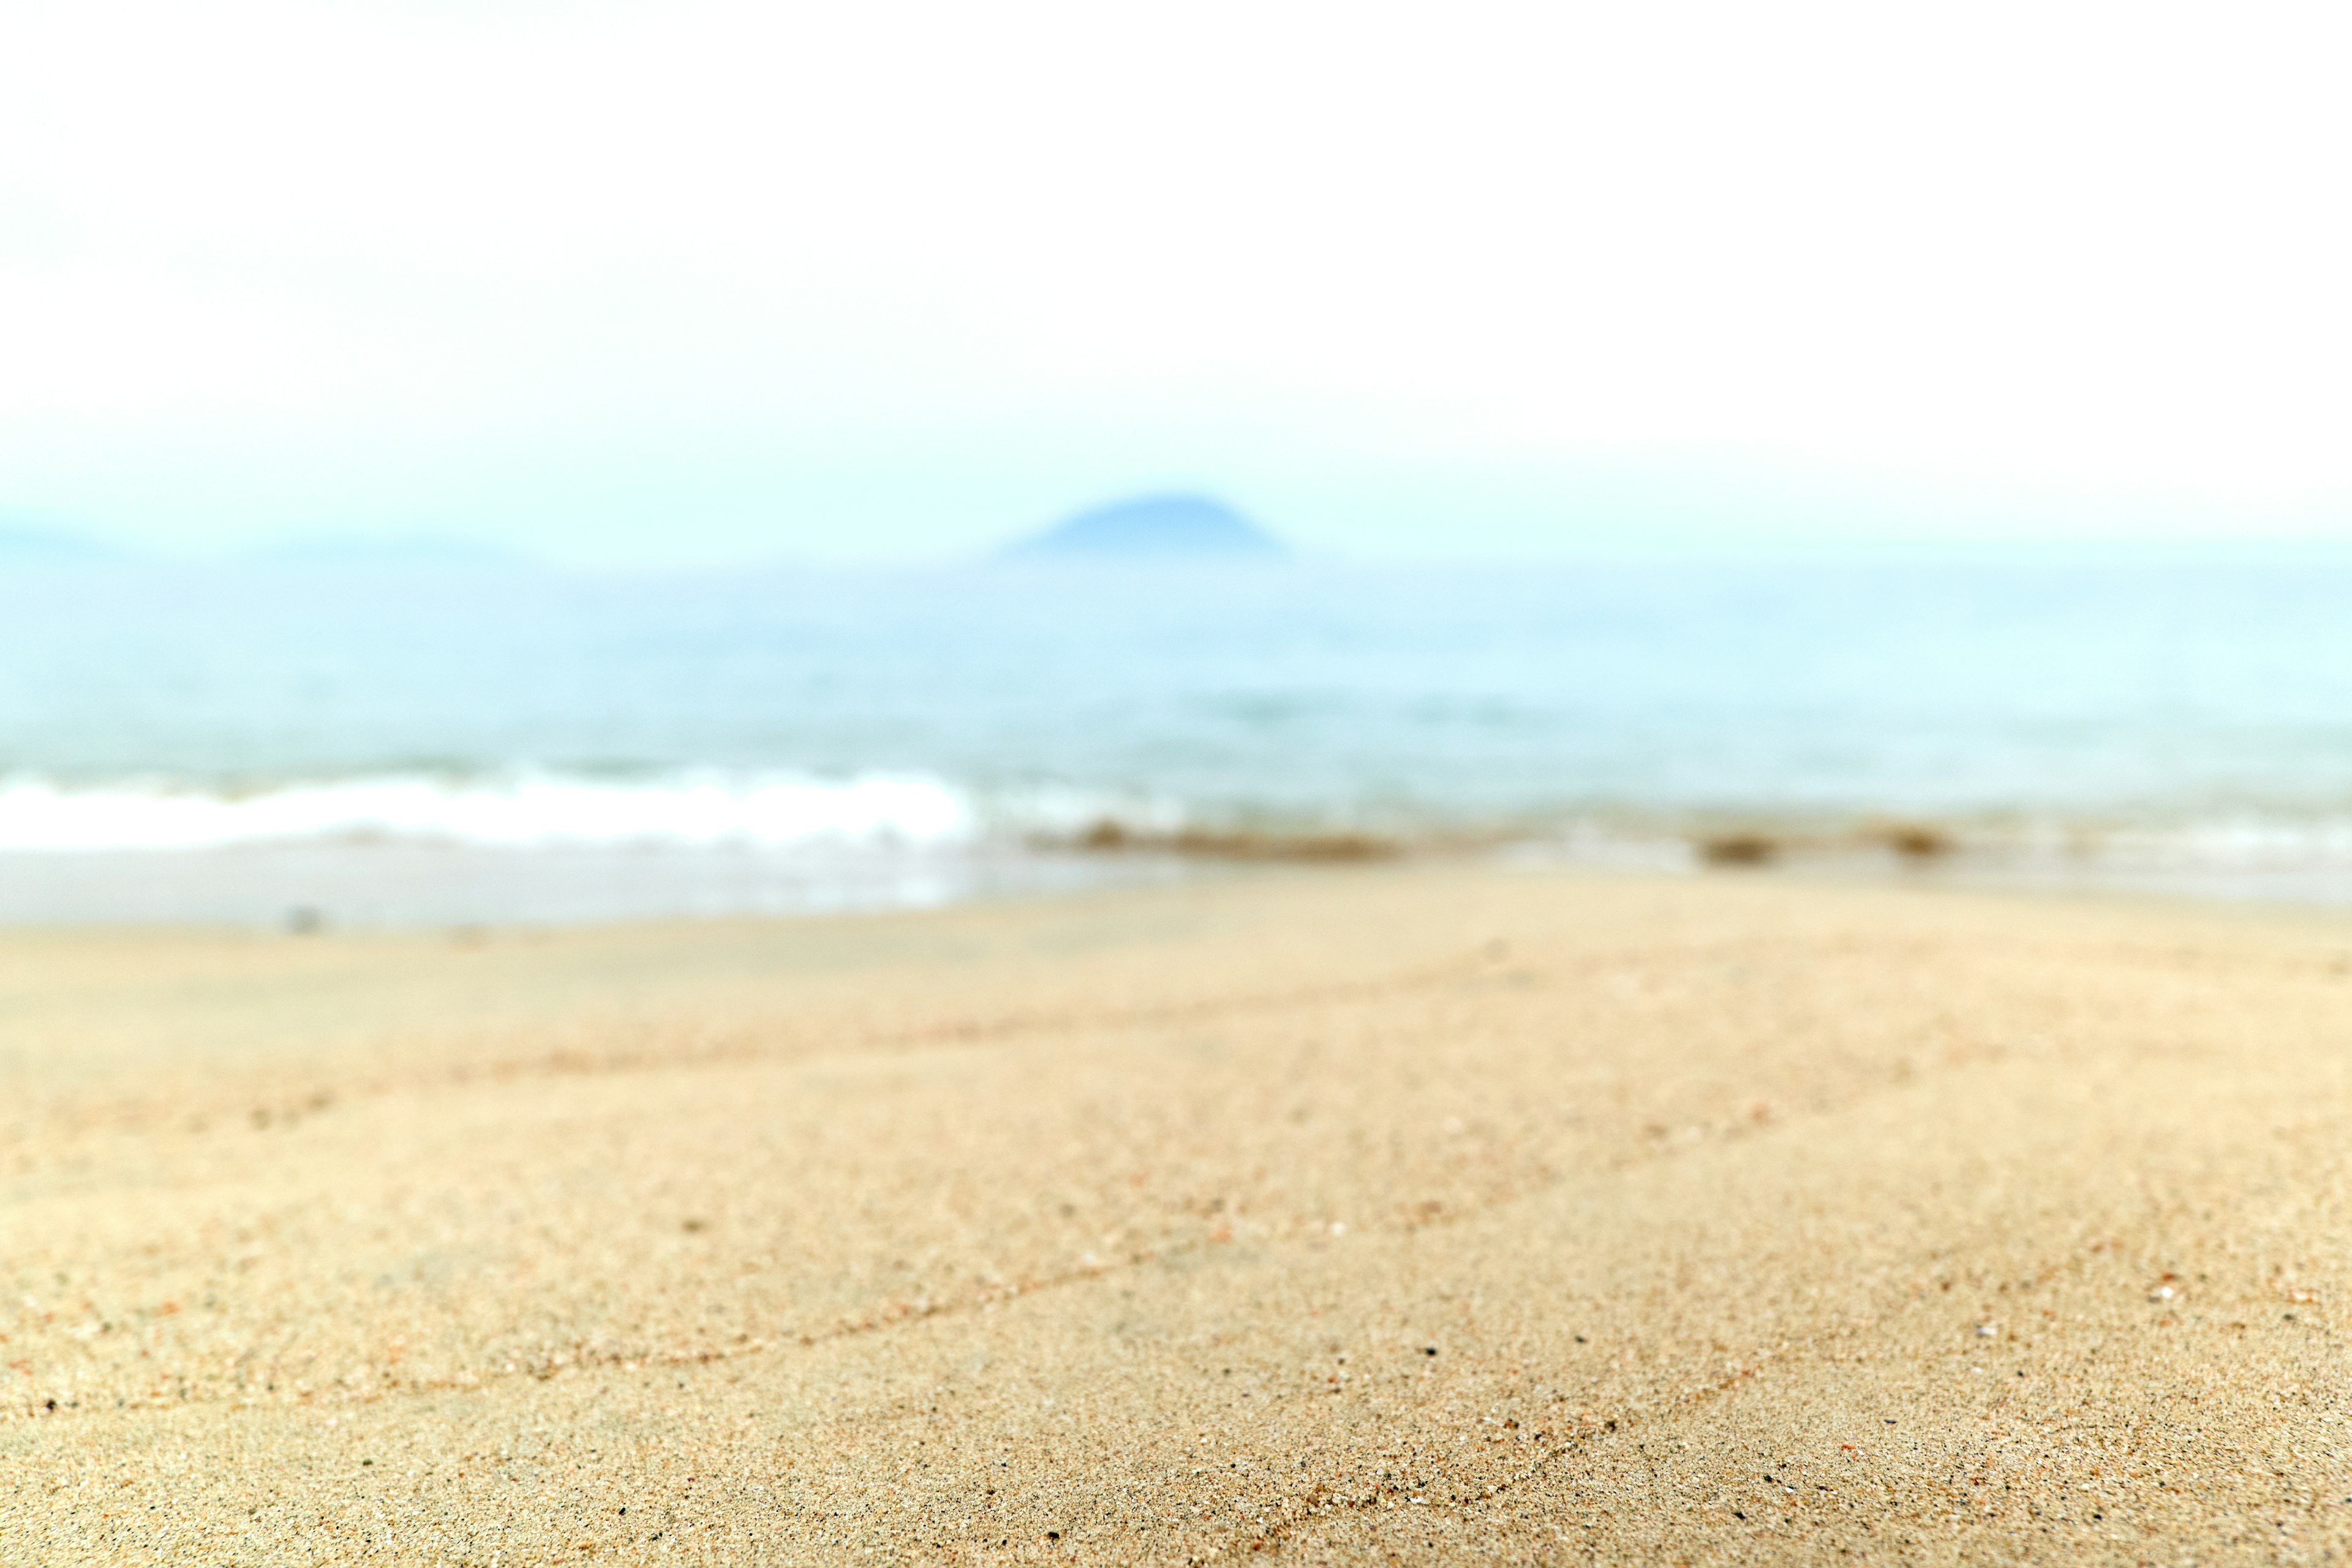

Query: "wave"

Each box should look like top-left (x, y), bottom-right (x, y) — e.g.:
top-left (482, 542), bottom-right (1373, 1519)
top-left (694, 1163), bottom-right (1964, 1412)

top-left (9, 772), bottom-right (2352, 905)
top-left (0, 773), bottom-right (977, 852)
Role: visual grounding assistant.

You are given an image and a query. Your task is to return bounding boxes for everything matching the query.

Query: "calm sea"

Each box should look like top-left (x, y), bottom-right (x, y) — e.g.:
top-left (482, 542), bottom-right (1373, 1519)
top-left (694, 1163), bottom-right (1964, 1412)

top-left (4, 558), bottom-right (2350, 923)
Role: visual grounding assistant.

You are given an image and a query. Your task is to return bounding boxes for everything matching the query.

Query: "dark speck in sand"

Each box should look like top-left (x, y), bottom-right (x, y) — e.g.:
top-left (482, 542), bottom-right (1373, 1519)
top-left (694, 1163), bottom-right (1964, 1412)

top-left (1074, 818), bottom-right (1397, 862)
top-left (1424, 1346), bottom-right (1438, 1355)
top-left (1879, 824), bottom-right (1956, 859)
top-left (1047, 1531), bottom-right (1060, 1540)
top-left (1698, 833), bottom-right (1778, 867)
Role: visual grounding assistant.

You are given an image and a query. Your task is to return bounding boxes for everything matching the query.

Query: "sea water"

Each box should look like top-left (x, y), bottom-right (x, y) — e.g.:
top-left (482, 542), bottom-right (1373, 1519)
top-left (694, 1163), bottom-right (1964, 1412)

top-left (3, 557), bottom-right (2349, 923)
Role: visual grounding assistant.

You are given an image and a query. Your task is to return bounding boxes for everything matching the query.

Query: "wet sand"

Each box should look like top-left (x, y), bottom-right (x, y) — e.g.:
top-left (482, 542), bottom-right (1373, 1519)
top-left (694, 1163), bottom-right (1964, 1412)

top-left (4, 865), bottom-right (2350, 1563)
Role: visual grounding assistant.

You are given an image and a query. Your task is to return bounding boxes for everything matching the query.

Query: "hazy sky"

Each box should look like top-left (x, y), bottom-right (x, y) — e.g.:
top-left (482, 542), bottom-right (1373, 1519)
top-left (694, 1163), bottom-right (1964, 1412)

top-left (6, 1), bottom-right (2350, 564)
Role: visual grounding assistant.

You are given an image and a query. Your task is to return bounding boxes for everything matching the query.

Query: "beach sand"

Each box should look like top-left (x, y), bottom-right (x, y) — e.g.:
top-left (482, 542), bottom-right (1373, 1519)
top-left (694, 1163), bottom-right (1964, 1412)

top-left (4, 864), bottom-right (2349, 1563)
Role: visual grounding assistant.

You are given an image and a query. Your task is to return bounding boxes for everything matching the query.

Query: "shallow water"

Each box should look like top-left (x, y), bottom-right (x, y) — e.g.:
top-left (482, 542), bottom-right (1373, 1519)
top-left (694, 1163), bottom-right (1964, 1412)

top-left (4, 557), bottom-right (2349, 922)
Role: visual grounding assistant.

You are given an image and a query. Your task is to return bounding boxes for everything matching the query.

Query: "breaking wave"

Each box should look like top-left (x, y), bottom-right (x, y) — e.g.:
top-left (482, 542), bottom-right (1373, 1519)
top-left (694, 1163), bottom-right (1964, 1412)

top-left (0, 773), bottom-right (978, 852)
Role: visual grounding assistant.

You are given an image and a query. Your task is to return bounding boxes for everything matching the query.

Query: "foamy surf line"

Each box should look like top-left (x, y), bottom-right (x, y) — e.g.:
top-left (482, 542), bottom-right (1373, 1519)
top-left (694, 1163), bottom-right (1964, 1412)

top-left (7, 775), bottom-right (2352, 926)
top-left (0, 774), bottom-right (977, 851)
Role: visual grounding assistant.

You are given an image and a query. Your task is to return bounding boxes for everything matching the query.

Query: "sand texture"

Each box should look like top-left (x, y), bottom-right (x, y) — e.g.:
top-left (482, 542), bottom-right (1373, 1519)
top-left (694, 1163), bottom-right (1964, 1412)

top-left (4, 865), bottom-right (2351, 1564)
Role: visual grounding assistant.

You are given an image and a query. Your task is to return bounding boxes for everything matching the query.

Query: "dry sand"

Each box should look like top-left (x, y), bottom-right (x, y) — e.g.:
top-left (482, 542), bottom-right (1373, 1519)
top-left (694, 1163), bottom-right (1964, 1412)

top-left (3, 864), bottom-right (2350, 1564)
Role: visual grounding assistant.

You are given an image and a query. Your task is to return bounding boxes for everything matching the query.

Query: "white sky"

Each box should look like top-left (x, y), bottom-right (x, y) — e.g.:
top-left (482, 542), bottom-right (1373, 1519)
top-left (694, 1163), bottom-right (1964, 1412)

top-left (4, 0), bottom-right (2350, 563)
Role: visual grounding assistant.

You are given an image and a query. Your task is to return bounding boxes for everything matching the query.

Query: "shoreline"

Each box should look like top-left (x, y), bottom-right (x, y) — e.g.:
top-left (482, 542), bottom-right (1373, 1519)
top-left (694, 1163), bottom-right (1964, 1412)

top-left (6, 864), bottom-right (2351, 1561)
top-left (6, 817), bottom-right (2352, 933)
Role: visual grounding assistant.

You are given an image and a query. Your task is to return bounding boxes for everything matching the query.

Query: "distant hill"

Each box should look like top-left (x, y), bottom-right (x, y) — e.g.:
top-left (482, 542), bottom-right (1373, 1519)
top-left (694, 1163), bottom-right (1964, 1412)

top-left (0, 524), bottom-right (111, 562)
top-left (248, 535), bottom-right (528, 568)
top-left (1005, 494), bottom-right (1284, 560)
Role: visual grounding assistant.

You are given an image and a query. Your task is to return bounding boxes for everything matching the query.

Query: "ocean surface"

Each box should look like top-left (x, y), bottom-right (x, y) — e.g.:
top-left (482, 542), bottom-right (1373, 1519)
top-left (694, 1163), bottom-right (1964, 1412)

top-left (4, 557), bottom-right (2351, 924)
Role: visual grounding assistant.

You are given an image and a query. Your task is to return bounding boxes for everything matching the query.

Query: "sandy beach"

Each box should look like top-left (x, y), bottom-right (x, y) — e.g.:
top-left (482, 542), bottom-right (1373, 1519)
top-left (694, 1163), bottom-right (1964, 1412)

top-left (4, 863), bottom-right (2349, 1564)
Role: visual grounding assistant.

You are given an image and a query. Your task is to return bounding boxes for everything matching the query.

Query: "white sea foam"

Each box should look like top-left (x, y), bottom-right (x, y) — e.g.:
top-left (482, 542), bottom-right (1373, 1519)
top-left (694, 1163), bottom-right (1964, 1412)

top-left (0, 773), bottom-right (977, 852)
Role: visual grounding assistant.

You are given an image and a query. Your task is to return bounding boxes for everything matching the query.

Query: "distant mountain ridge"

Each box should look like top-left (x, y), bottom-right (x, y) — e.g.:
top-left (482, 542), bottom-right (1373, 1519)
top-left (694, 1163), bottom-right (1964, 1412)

top-left (0, 523), bottom-right (111, 561)
top-left (1005, 494), bottom-right (1284, 559)
top-left (246, 535), bottom-right (528, 567)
